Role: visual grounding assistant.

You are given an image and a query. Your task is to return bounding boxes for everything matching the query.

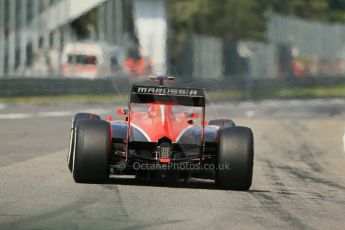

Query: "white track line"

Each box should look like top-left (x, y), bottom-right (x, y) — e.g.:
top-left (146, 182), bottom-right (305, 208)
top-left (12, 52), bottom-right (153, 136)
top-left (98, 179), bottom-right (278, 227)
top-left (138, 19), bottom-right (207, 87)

top-left (0, 108), bottom-right (112, 120)
top-left (0, 113), bottom-right (33, 119)
top-left (37, 111), bottom-right (73, 117)
top-left (245, 110), bottom-right (255, 117)
top-left (343, 127), bottom-right (345, 153)
top-left (83, 109), bottom-right (109, 115)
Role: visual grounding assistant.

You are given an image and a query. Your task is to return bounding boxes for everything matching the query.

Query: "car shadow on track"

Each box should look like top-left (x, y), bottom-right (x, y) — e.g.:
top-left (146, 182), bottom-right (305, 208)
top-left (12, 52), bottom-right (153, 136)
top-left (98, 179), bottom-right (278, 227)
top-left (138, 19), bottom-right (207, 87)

top-left (107, 177), bottom-right (217, 190)
top-left (106, 176), bottom-right (270, 193)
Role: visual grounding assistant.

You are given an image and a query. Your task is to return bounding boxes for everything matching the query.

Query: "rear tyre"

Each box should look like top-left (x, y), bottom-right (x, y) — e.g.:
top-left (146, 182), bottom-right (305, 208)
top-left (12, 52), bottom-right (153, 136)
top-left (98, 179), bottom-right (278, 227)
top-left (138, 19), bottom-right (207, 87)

top-left (209, 119), bottom-right (236, 127)
top-left (67, 113), bottom-right (100, 171)
top-left (73, 119), bottom-right (110, 183)
top-left (216, 126), bottom-right (254, 190)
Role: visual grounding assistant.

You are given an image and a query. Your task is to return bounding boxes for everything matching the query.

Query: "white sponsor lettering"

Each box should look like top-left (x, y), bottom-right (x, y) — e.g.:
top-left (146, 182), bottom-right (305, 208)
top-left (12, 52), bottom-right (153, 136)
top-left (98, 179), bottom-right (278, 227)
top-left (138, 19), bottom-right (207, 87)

top-left (155, 88), bottom-right (163, 94)
top-left (170, 89), bottom-right (178, 95)
top-left (136, 87), bottom-right (200, 96)
top-left (137, 87), bottom-right (147, 93)
top-left (147, 88), bottom-right (155, 93)
top-left (190, 90), bottom-right (198, 96)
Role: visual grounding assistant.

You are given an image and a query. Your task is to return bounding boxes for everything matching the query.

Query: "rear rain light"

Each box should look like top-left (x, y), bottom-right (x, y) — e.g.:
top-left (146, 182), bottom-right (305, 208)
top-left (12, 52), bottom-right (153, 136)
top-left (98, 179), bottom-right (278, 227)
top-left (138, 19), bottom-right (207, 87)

top-left (158, 142), bottom-right (172, 161)
top-left (160, 146), bottom-right (171, 158)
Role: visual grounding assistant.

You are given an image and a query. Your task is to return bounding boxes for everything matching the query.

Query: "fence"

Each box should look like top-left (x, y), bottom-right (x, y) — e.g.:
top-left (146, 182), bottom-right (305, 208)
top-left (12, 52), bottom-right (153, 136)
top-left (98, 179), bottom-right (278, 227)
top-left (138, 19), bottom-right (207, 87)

top-left (267, 13), bottom-right (345, 76)
top-left (177, 36), bottom-right (281, 80)
top-left (267, 13), bottom-right (345, 61)
top-left (177, 13), bottom-right (345, 80)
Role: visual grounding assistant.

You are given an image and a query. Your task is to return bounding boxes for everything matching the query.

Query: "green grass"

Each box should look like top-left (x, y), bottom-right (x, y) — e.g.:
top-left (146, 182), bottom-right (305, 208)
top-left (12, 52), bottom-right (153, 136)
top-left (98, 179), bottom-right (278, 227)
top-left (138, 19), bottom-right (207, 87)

top-left (207, 84), bottom-right (345, 100)
top-left (206, 90), bottom-right (246, 101)
top-left (272, 85), bottom-right (345, 98)
top-left (1, 85), bottom-right (345, 105)
top-left (0, 94), bottom-right (127, 105)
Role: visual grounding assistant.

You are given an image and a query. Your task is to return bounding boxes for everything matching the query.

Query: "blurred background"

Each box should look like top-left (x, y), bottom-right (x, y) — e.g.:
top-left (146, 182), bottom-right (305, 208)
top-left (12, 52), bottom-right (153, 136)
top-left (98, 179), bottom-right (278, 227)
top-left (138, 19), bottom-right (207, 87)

top-left (1, 0), bottom-right (345, 99)
top-left (1, 2), bottom-right (345, 228)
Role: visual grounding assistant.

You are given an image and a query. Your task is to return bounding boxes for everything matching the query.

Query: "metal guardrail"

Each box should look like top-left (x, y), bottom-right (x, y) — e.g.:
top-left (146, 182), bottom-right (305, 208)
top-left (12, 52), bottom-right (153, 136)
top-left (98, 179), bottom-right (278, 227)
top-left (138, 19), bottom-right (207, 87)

top-left (0, 77), bottom-right (130, 97)
top-left (184, 76), bottom-right (345, 91)
top-left (1, 76), bottom-right (345, 97)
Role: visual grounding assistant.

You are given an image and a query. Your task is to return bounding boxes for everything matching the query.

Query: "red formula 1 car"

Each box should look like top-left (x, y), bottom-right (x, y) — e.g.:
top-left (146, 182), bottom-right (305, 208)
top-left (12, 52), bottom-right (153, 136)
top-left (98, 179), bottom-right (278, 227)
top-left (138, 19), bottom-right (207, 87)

top-left (67, 76), bottom-right (254, 190)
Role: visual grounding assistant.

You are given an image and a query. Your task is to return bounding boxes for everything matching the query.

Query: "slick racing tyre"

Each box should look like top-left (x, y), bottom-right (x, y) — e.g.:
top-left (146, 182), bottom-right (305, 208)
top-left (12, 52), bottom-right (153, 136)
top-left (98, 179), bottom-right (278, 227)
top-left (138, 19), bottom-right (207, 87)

top-left (216, 126), bottom-right (254, 190)
top-left (208, 119), bottom-right (236, 127)
top-left (73, 119), bottom-right (111, 183)
top-left (67, 113), bottom-right (100, 171)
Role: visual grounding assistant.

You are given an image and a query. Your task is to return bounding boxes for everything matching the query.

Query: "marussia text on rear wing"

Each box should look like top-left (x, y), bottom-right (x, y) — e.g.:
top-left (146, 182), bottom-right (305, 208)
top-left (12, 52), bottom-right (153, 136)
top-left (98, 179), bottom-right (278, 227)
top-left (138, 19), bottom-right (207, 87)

top-left (130, 85), bottom-right (205, 107)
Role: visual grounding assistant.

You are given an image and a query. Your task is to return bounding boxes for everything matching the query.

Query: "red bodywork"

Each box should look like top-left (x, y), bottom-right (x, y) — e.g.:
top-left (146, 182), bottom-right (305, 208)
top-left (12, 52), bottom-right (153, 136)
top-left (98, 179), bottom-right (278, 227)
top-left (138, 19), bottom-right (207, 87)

top-left (130, 104), bottom-right (195, 142)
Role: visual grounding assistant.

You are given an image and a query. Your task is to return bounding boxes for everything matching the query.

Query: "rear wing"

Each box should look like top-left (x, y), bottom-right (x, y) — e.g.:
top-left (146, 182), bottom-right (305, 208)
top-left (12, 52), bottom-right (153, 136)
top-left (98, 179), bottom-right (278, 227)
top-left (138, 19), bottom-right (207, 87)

top-left (130, 85), bottom-right (205, 107)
